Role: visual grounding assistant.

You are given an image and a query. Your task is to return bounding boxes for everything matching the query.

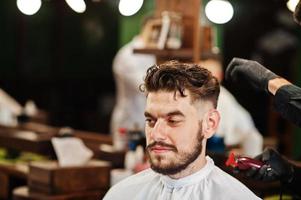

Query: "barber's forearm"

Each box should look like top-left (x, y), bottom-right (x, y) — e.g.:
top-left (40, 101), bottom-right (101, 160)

top-left (268, 78), bottom-right (291, 95)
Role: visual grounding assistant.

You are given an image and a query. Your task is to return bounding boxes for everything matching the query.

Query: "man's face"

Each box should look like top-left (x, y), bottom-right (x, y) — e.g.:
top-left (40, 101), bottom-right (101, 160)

top-left (144, 90), bottom-right (204, 175)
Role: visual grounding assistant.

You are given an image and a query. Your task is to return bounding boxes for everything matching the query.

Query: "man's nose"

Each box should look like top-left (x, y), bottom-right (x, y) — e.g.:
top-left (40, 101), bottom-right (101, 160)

top-left (150, 120), bottom-right (167, 141)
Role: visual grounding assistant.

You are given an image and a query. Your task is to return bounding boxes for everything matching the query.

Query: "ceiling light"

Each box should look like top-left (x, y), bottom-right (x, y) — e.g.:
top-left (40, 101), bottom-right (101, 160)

top-left (205, 0), bottom-right (234, 24)
top-left (118, 0), bottom-right (144, 16)
top-left (287, 0), bottom-right (299, 12)
top-left (17, 0), bottom-right (42, 15)
top-left (65, 0), bottom-right (86, 13)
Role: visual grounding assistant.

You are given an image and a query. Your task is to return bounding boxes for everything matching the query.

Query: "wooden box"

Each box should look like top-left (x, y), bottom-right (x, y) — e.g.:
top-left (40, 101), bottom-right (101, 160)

top-left (28, 160), bottom-right (111, 195)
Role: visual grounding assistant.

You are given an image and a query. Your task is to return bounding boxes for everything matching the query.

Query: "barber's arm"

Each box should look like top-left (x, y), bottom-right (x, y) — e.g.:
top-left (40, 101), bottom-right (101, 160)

top-left (226, 58), bottom-right (301, 127)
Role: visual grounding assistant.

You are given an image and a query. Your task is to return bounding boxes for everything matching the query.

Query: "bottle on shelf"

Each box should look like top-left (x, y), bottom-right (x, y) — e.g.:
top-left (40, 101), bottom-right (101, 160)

top-left (127, 123), bottom-right (145, 151)
top-left (113, 127), bottom-right (128, 151)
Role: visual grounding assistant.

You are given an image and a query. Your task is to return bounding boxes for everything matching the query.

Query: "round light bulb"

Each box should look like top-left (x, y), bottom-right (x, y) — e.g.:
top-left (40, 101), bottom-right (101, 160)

top-left (287, 0), bottom-right (299, 12)
top-left (205, 0), bottom-right (234, 24)
top-left (17, 0), bottom-right (42, 15)
top-left (65, 0), bottom-right (86, 13)
top-left (118, 0), bottom-right (144, 16)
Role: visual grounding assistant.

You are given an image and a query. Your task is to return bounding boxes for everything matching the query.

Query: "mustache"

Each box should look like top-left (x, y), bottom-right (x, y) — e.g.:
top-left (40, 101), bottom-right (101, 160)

top-left (146, 141), bottom-right (177, 152)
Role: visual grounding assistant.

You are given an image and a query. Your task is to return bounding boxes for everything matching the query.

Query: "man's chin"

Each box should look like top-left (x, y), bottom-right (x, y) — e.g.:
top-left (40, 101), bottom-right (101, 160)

top-left (150, 163), bottom-right (183, 175)
top-left (149, 158), bottom-right (181, 175)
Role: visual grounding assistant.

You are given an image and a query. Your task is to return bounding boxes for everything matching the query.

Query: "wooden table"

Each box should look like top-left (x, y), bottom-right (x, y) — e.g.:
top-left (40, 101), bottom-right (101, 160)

top-left (0, 163), bottom-right (28, 200)
top-left (0, 122), bottom-right (112, 156)
top-left (13, 186), bottom-right (106, 200)
top-left (0, 129), bottom-right (54, 156)
top-left (0, 122), bottom-right (124, 200)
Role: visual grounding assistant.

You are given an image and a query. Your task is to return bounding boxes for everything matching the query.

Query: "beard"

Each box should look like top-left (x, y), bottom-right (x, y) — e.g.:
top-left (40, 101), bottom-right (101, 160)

top-left (146, 122), bottom-right (204, 175)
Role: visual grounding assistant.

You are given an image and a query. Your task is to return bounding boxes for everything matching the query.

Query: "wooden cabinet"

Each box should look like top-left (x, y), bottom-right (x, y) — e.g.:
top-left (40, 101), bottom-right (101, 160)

top-left (134, 0), bottom-right (201, 63)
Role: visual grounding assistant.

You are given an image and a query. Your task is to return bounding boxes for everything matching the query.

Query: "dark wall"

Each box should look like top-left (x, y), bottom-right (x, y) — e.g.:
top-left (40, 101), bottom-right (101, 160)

top-left (223, 0), bottom-right (301, 137)
top-left (0, 0), bottom-right (119, 132)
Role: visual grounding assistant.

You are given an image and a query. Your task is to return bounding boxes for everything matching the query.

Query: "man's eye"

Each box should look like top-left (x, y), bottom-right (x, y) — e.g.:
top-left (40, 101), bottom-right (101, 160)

top-left (145, 118), bottom-right (155, 126)
top-left (168, 119), bottom-right (180, 125)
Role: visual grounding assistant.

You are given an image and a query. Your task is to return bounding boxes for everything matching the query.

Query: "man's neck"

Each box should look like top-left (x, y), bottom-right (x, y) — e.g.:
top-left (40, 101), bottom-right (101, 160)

top-left (168, 155), bottom-right (207, 179)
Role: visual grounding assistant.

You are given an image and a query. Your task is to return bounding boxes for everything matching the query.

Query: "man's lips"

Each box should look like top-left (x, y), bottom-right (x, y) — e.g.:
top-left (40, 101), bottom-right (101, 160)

top-left (150, 146), bottom-right (175, 153)
top-left (146, 141), bottom-right (177, 153)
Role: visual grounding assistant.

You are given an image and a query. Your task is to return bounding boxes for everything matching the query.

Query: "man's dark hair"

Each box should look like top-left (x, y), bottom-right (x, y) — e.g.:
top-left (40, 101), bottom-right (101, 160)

top-left (140, 60), bottom-right (220, 108)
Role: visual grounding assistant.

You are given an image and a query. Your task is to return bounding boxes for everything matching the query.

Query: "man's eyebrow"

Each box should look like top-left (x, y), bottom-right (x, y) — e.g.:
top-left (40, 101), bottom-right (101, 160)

top-left (144, 110), bottom-right (185, 118)
top-left (166, 111), bottom-right (185, 117)
top-left (144, 111), bottom-right (154, 118)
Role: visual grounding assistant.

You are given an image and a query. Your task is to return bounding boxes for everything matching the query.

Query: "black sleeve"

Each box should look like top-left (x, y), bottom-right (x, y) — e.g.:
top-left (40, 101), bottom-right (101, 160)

top-left (274, 84), bottom-right (301, 128)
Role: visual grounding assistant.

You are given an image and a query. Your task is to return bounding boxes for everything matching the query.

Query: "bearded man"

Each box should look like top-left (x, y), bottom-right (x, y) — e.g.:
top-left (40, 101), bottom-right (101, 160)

top-left (103, 61), bottom-right (261, 200)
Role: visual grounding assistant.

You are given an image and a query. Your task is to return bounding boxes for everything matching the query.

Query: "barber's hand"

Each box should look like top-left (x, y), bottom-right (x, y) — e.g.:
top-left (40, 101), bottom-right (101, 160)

top-left (241, 148), bottom-right (294, 183)
top-left (226, 58), bottom-right (279, 93)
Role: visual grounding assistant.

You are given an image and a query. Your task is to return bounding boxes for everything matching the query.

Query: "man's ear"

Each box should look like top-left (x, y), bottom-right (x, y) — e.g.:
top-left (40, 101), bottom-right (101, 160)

top-left (201, 109), bottom-right (220, 139)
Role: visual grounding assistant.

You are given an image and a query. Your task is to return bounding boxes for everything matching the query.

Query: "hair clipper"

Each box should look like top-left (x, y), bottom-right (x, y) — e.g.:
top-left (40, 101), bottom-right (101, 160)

top-left (225, 152), bottom-right (264, 170)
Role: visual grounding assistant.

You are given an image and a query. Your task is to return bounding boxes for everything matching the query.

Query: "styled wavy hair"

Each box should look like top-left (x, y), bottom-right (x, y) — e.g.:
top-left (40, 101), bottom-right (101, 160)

top-left (140, 60), bottom-right (220, 108)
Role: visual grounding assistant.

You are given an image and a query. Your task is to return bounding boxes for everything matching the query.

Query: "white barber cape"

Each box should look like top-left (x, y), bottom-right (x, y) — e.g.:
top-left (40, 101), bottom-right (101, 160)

top-left (103, 156), bottom-right (261, 200)
top-left (110, 37), bottom-right (156, 135)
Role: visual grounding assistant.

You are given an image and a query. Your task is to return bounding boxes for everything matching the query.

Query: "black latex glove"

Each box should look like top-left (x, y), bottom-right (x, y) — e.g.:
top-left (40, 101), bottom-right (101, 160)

top-left (243, 148), bottom-right (294, 183)
top-left (225, 58), bottom-right (279, 93)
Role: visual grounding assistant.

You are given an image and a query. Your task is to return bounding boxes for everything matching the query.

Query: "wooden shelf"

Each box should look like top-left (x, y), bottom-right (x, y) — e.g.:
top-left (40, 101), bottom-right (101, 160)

top-left (133, 48), bottom-right (193, 60)
top-left (134, 0), bottom-right (201, 62)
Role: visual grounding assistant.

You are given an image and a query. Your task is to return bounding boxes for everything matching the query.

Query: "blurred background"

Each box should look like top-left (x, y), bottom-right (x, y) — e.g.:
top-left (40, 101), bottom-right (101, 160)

top-left (0, 0), bottom-right (301, 159)
top-left (1, 0), bottom-right (301, 199)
